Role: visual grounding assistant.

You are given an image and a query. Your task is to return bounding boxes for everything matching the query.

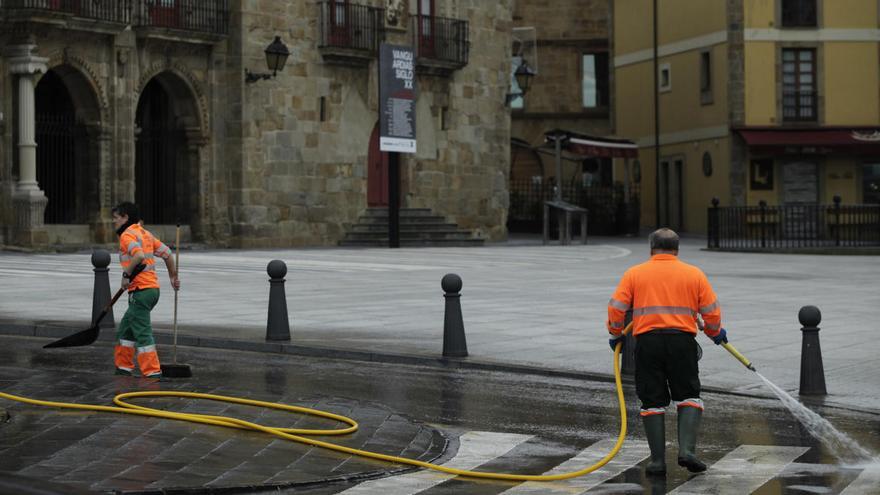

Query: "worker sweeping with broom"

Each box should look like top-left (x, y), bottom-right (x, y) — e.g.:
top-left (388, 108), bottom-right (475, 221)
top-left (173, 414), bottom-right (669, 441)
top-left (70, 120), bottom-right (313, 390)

top-left (606, 228), bottom-right (730, 476)
top-left (111, 202), bottom-right (180, 379)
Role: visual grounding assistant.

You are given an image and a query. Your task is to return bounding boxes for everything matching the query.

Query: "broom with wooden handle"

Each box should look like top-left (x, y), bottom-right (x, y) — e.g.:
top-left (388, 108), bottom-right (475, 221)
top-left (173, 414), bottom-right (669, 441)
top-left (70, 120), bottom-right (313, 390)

top-left (161, 222), bottom-right (192, 378)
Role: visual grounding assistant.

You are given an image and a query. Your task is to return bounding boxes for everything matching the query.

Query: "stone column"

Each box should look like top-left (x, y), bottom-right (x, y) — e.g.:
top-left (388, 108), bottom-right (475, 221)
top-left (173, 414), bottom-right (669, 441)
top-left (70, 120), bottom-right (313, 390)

top-left (185, 127), bottom-right (208, 242)
top-left (7, 44), bottom-right (49, 247)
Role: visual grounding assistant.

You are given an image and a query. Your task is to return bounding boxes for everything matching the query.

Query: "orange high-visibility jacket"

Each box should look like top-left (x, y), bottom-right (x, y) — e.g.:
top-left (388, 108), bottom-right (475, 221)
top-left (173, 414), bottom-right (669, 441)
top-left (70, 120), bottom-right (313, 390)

top-left (607, 254), bottom-right (722, 338)
top-left (119, 223), bottom-right (172, 292)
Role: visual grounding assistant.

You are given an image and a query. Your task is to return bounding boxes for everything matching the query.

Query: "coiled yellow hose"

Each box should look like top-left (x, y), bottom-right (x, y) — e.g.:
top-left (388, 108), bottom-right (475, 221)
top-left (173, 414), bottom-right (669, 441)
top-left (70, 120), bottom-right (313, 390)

top-left (0, 333), bottom-right (628, 482)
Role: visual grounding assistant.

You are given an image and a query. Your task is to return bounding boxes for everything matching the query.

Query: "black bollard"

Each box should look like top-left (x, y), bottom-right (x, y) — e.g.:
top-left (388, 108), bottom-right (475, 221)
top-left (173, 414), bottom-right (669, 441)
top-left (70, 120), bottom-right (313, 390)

top-left (798, 305), bottom-right (826, 396)
top-left (91, 249), bottom-right (114, 330)
top-left (620, 309), bottom-right (636, 375)
top-left (266, 260), bottom-right (291, 341)
top-left (441, 273), bottom-right (468, 358)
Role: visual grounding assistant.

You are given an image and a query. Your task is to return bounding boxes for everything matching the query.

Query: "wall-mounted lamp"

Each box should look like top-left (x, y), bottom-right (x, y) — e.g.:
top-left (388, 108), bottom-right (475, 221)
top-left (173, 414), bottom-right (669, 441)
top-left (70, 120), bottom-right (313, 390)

top-left (506, 58), bottom-right (536, 105)
top-left (245, 36), bottom-right (290, 84)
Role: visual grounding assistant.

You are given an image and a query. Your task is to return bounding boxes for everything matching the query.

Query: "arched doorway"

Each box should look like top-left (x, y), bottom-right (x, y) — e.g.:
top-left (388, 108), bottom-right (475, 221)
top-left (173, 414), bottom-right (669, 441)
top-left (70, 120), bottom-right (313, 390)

top-left (34, 68), bottom-right (93, 224)
top-left (135, 74), bottom-right (200, 225)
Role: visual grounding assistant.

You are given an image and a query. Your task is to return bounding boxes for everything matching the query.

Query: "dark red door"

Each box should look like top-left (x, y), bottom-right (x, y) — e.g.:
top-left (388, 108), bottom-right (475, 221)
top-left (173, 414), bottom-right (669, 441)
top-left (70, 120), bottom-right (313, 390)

top-left (417, 0), bottom-right (435, 57)
top-left (329, 0), bottom-right (350, 46)
top-left (367, 123), bottom-right (388, 206)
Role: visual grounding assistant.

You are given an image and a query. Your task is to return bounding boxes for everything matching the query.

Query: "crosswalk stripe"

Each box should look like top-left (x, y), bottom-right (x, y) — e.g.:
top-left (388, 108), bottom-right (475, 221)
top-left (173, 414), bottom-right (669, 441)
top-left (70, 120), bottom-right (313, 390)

top-left (503, 438), bottom-right (650, 494)
top-left (669, 445), bottom-right (808, 494)
top-left (840, 464), bottom-right (880, 495)
top-left (339, 431), bottom-right (532, 494)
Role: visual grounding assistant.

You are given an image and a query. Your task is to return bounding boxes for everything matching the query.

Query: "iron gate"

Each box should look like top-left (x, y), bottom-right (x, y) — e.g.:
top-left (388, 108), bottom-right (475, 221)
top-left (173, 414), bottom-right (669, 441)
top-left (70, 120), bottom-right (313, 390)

top-left (36, 113), bottom-right (86, 224)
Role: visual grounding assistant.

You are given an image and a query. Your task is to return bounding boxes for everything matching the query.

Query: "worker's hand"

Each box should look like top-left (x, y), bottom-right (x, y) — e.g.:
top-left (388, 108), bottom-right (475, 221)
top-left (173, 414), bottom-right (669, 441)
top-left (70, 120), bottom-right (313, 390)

top-left (170, 274), bottom-right (180, 291)
top-left (121, 276), bottom-right (130, 290)
top-left (711, 328), bottom-right (728, 345)
top-left (609, 334), bottom-right (625, 351)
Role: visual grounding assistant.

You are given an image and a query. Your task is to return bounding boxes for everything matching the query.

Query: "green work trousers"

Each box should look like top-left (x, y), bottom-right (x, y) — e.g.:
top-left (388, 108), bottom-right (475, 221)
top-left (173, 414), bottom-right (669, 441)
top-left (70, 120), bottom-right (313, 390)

top-left (116, 288), bottom-right (160, 347)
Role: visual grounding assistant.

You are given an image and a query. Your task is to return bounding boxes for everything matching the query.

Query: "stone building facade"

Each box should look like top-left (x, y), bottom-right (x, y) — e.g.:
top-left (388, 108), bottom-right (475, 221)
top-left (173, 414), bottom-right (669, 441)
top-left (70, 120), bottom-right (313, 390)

top-left (0, 0), bottom-right (513, 249)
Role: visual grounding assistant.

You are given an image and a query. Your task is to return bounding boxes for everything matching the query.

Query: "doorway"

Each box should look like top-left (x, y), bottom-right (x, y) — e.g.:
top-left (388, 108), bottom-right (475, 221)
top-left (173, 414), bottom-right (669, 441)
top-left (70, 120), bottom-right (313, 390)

top-left (659, 157), bottom-right (684, 230)
top-left (367, 122), bottom-right (389, 206)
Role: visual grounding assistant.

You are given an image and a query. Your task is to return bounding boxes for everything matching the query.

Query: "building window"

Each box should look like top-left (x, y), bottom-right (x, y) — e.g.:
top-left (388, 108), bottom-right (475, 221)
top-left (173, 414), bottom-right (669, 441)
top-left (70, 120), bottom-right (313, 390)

top-left (659, 63), bottom-right (671, 92)
top-left (582, 53), bottom-right (609, 108)
top-left (699, 50), bottom-right (713, 104)
top-left (782, 48), bottom-right (817, 122)
top-left (781, 0), bottom-right (817, 28)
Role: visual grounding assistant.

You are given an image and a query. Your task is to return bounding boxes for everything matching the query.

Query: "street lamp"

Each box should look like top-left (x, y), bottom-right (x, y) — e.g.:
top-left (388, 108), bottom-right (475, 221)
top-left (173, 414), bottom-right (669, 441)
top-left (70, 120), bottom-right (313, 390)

top-left (245, 36), bottom-right (290, 84)
top-left (507, 57), bottom-right (536, 105)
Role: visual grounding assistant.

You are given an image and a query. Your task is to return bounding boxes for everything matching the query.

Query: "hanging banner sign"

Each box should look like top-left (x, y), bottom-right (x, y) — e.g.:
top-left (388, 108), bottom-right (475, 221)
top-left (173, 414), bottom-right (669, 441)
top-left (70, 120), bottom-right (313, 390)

top-left (379, 43), bottom-right (417, 153)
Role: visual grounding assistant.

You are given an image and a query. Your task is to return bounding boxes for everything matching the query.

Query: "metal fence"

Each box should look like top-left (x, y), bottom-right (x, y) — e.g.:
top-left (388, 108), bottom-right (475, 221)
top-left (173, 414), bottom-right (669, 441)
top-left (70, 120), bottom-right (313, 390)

top-left (412, 14), bottom-right (469, 66)
top-left (134, 0), bottom-right (229, 35)
top-left (318, 0), bottom-right (384, 53)
top-left (1, 0), bottom-right (132, 23)
top-left (708, 199), bottom-right (880, 250)
top-left (508, 179), bottom-right (640, 236)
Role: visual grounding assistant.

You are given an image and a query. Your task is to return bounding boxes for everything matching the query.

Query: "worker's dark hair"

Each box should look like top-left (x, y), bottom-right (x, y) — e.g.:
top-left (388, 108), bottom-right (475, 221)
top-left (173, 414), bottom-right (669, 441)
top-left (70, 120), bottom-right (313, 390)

top-left (112, 202), bottom-right (141, 224)
top-left (649, 228), bottom-right (679, 252)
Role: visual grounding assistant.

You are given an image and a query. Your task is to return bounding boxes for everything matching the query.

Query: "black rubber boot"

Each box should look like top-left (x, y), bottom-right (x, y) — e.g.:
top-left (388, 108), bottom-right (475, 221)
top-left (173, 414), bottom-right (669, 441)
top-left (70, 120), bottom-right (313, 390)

top-left (677, 407), bottom-right (707, 472)
top-left (641, 414), bottom-right (666, 475)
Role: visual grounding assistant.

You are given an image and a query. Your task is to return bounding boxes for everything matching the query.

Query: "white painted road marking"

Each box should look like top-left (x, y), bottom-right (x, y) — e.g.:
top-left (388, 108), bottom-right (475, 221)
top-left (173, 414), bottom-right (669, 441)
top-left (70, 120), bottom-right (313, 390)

top-left (669, 445), bottom-right (809, 494)
top-left (339, 431), bottom-right (532, 494)
top-left (504, 438), bottom-right (650, 494)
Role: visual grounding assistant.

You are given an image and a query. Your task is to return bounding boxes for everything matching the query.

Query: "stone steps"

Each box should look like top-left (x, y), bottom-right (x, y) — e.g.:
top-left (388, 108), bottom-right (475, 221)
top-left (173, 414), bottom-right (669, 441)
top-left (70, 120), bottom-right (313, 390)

top-left (340, 208), bottom-right (484, 247)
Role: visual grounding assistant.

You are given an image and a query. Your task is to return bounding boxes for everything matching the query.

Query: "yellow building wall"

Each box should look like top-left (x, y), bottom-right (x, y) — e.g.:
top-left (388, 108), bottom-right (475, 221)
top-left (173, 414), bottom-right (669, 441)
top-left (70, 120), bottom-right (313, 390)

top-left (615, 63), bottom-right (655, 139)
top-left (824, 43), bottom-right (880, 125)
top-left (614, 0), bottom-right (726, 55)
top-left (823, 0), bottom-right (879, 28)
top-left (744, 0), bottom-right (775, 28)
top-left (824, 158), bottom-right (860, 203)
top-left (632, 138), bottom-right (731, 233)
top-left (744, 42), bottom-right (776, 125)
top-left (656, 46), bottom-right (730, 133)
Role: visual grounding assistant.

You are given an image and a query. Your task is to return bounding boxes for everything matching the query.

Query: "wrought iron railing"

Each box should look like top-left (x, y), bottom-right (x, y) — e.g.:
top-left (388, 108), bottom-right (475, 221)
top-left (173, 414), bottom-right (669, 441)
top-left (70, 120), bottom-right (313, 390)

top-left (783, 90), bottom-right (817, 122)
top-left (412, 14), bottom-right (469, 66)
top-left (508, 179), bottom-right (640, 236)
top-left (707, 198), bottom-right (880, 250)
top-left (317, 0), bottom-right (384, 53)
top-left (1, 0), bottom-right (132, 24)
top-left (134, 0), bottom-right (229, 35)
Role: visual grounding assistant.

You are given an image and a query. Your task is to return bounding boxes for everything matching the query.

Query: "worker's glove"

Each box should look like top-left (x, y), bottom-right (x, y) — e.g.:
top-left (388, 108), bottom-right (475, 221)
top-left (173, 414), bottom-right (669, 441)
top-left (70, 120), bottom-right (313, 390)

top-left (711, 328), bottom-right (728, 345)
top-left (609, 334), bottom-right (626, 351)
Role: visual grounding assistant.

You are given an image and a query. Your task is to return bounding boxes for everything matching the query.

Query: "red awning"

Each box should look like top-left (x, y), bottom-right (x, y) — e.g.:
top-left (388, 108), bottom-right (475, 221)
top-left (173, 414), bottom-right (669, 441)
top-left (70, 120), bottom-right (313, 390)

top-left (543, 130), bottom-right (639, 159)
top-left (736, 128), bottom-right (880, 154)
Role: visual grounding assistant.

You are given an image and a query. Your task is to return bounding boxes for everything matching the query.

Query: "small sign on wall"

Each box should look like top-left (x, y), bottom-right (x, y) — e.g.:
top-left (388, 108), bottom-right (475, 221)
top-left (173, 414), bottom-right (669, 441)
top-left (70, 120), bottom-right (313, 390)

top-left (379, 43), bottom-right (417, 153)
top-left (750, 159), bottom-right (774, 190)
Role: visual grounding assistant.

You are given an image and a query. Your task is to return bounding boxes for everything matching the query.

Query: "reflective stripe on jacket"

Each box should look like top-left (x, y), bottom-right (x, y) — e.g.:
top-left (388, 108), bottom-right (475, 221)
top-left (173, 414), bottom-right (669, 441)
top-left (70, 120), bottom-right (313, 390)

top-left (119, 224), bottom-right (171, 292)
top-left (606, 253), bottom-right (722, 338)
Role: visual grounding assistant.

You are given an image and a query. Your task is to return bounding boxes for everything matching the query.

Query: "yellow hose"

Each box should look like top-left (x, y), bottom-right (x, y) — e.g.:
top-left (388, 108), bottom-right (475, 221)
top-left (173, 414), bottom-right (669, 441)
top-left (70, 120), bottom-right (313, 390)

top-left (721, 342), bottom-right (756, 371)
top-left (0, 332), bottom-right (629, 482)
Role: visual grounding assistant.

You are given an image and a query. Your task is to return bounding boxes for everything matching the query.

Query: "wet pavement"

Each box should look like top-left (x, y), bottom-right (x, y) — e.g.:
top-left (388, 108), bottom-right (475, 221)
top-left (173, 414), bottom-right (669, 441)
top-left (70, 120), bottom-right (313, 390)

top-left (2, 335), bottom-right (880, 494)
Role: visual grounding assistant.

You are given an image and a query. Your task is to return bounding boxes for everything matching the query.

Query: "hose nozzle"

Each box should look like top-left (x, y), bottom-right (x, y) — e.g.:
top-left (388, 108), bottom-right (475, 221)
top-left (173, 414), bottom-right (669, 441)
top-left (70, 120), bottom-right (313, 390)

top-left (721, 342), bottom-right (756, 372)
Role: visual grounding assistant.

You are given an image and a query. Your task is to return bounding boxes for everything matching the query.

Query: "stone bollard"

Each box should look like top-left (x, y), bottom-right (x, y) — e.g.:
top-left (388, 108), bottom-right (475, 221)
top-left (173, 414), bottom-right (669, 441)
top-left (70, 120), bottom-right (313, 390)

top-left (266, 260), bottom-right (291, 341)
top-left (798, 305), bottom-right (826, 396)
top-left (441, 273), bottom-right (468, 357)
top-left (91, 249), bottom-right (114, 329)
top-left (620, 309), bottom-right (636, 375)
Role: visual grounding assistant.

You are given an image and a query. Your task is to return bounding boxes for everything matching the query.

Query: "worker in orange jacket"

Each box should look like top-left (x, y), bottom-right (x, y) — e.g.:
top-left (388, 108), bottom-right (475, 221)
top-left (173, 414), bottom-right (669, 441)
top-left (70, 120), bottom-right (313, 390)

top-left (111, 202), bottom-right (180, 378)
top-left (607, 228), bottom-right (728, 476)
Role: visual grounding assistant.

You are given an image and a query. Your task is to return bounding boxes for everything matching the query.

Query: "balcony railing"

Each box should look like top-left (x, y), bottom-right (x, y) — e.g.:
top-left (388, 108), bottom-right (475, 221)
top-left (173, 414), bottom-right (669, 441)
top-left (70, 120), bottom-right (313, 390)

top-left (1, 0), bottom-right (132, 24)
top-left (318, 0), bottom-right (383, 55)
top-left (134, 0), bottom-right (229, 36)
top-left (707, 200), bottom-right (880, 250)
top-left (412, 14), bottom-right (468, 71)
top-left (783, 91), bottom-right (817, 122)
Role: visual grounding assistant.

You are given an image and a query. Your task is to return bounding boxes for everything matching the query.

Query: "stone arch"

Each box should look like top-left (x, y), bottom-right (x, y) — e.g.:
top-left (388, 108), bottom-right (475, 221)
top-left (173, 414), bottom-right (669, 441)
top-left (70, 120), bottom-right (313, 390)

top-left (137, 64), bottom-right (209, 137)
top-left (43, 51), bottom-right (109, 126)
